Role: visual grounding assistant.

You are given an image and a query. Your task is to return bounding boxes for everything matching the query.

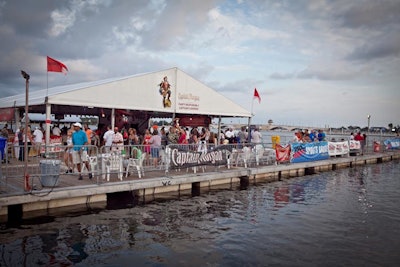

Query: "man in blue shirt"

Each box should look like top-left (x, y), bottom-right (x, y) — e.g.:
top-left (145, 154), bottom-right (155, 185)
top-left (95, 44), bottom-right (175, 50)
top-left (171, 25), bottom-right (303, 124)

top-left (317, 129), bottom-right (326, 142)
top-left (72, 122), bottom-right (92, 180)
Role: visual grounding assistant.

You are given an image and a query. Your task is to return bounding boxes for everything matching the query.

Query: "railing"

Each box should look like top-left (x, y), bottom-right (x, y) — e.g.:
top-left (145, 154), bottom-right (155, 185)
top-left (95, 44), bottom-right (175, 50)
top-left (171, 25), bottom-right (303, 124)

top-left (0, 142), bottom-right (277, 181)
top-left (0, 137), bottom-right (398, 194)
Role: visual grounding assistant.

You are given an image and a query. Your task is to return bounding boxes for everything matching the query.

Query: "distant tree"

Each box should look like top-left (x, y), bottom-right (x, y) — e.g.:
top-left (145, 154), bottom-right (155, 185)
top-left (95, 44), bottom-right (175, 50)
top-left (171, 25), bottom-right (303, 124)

top-left (388, 123), bottom-right (393, 130)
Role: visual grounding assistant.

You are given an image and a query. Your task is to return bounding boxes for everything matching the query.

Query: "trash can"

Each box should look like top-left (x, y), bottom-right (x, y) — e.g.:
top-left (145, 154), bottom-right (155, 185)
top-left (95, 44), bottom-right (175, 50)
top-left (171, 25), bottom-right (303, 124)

top-left (40, 159), bottom-right (61, 187)
top-left (0, 137), bottom-right (6, 161)
top-left (271, 135), bottom-right (280, 149)
top-left (373, 141), bottom-right (381, 152)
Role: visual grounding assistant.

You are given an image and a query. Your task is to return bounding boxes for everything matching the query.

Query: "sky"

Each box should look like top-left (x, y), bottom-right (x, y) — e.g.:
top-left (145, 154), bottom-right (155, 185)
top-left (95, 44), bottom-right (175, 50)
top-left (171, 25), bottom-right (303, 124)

top-left (0, 0), bottom-right (399, 129)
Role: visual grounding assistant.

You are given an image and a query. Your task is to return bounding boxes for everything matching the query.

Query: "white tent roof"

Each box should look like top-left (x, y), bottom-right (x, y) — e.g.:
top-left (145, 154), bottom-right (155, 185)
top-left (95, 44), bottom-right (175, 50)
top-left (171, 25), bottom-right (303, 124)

top-left (21, 113), bottom-right (82, 123)
top-left (0, 67), bottom-right (251, 118)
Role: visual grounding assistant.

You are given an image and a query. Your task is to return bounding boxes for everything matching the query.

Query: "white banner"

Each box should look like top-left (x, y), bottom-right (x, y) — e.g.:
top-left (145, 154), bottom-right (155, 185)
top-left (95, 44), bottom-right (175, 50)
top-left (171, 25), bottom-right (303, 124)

top-left (349, 140), bottom-right (361, 151)
top-left (328, 141), bottom-right (350, 156)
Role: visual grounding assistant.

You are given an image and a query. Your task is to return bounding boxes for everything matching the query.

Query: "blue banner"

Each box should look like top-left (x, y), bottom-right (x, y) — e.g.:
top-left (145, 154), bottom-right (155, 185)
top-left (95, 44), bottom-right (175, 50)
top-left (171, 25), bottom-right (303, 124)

top-left (290, 141), bottom-right (329, 163)
top-left (384, 138), bottom-right (400, 149)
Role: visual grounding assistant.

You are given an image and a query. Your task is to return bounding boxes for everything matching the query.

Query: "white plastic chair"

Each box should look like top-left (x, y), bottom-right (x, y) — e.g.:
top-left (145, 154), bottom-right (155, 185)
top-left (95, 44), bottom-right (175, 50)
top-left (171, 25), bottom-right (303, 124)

top-left (88, 156), bottom-right (98, 177)
top-left (125, 152), bottom-right (146, 178)
top-left (253, 144), bottom-right (265, 166)
top-left (105, 153), bottom-right (123, 181)
top-left (80, 156), bottom-right (98, 178)
top-left (237, 146), bottom-right (252, 168)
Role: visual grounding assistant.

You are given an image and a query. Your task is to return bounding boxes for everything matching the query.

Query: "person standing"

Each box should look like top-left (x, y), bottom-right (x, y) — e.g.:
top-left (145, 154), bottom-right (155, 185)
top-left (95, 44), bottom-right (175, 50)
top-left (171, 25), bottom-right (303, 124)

top-left (225, 128), bottom-right (234, 143)
top-left (1, 124), bottom-right (9, 139)
top-left (167, 126), bottom-right (179, 144)
top-left (112, 127), bottom-right (124, 153)
top-left (178, 128), bottom-right (188, 144)
top-left (237, 126), bottom-right (247, 145)
top-left (72, 122), bottom-right (91, 180)
top-left (148, 129), bottom-right (162, 167)
top-left (18, 126), bottom-right (24, 161)
top-left (52, 124), bottom-right (61, 136)
top-left (32, 126), bottom-right (43, 156)
top-left (103, 125), bottom-right (114, 153)
top-left (84, 124), bottom-right (92, 155)
top-left (317, 129), bottom-right (326, 142)
top-left (64, 129), bottom-right (74, 173)
top-left (363, 133), bottom-right (368, 152)
top-left (251, 128), bottom-right (262, 143)
top-left (142, 129), bottom-right (152, 154)
top-left (160, 127), bottom-right (168, 147)
top-left (354, 132), bottom-right (365, 155)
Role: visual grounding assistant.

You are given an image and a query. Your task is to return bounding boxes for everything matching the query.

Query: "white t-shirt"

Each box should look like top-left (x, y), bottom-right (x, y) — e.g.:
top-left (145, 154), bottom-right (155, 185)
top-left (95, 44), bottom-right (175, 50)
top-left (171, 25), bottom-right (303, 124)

top-left (52, 126), bottom-right (61, 136)
top-left (33, 129), bottom-right (43, 143)
top-left (103, 130), bottom-right (114, 146)
top-left (251, 130), bottom-right (262, 143)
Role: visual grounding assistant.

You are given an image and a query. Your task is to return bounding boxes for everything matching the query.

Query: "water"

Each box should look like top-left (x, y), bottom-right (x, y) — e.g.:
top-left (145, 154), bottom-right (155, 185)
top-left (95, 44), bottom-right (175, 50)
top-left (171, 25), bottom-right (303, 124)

top-left (1, 160), bottom-right (399, 267)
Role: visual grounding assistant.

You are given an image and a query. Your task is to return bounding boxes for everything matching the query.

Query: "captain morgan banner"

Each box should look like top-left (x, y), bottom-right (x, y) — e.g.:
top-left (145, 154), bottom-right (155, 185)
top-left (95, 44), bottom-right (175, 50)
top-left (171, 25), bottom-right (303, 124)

top-left (168, 145), bottom-right (232, 169)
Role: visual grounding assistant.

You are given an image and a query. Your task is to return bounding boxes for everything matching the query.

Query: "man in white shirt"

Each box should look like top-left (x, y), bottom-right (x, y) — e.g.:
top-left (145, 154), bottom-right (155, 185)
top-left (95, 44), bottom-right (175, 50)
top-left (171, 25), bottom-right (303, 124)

top-left (251, 128), bottom-right (262, 143)
top-left (33, 127), bottom-right (43, 156)
top-left (112, 127), bottom-right (124, 152)
top-left (52, 124), bottom-right (61, 136)
top-left (225, 128), bottom-right (234, 143)
top-left (103, 125), bottom-right (114, 152)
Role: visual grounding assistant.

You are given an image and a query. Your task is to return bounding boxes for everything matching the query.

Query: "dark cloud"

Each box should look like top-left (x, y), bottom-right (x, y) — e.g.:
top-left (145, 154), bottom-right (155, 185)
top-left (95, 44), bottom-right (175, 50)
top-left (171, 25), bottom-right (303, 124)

top-left (346, 34), bottom-right (400, 61)
top-left (1, 0), bottom-right (63, 38)
top-left (338, 0), bottom-right (400, 29)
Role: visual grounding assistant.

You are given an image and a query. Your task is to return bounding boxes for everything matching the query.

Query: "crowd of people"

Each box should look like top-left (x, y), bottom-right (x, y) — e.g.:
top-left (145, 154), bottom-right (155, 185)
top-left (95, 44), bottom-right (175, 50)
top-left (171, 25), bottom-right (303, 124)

top-left (292, 129), bottom-right (327, 143)
top-left (0, 120), bottom-right (380, 180)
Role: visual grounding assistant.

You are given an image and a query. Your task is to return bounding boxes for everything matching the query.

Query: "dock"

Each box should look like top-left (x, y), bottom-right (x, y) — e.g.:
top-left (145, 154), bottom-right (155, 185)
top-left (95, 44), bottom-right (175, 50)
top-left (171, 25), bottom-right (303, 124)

top-left (1, 150), bottom-right (399, 223)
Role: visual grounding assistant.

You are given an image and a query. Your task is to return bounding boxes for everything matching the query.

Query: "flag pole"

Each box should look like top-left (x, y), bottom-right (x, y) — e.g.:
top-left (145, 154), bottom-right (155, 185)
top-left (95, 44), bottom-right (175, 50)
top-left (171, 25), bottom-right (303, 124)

top-left (247, 93), bottom-right (255, 143)
top-left (46, 70), bottom-right (48, 97)
top-left (46, 56), bottom-right (49, 97)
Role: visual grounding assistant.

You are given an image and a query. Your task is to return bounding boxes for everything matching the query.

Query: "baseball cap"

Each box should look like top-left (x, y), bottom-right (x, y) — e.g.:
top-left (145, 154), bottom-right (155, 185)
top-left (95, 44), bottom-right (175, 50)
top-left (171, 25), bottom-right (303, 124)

top-left (73, 122), bottom-right (82, 128)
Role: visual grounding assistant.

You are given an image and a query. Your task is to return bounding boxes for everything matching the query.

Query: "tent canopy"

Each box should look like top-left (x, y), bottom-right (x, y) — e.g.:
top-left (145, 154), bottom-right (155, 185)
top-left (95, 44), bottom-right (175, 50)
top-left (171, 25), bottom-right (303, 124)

top-left (0, 67), bottom-right (251, 119)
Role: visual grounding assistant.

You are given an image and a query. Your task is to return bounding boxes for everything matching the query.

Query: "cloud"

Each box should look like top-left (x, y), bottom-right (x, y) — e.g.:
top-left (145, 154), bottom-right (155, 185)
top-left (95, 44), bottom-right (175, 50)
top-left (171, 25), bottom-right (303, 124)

top-left (347, 34), bottom-right (400, 61)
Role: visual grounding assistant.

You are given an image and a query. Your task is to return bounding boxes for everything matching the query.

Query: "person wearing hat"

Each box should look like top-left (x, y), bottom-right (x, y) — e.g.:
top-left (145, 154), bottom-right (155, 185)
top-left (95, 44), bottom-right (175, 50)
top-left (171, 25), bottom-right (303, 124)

top-left (72, 122), bottom-right (92, 180)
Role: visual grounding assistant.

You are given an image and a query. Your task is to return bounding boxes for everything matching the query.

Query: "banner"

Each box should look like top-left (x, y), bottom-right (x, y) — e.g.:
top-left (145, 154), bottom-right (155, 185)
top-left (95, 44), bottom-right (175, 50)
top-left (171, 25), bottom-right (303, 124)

top-left (328, 141), bottom-right (350, 156)
top-left (168, 144), bottom-right (232, 169)
top-left (0, 108), bottom-right (14, 122)
top-left (40, 136), bottom-right (63, 153)
top-left (349, 140), bottom-right (361, 151)
top-left (275, 144), bottom-right (290, 163)
top-left (384, 138), bottom-right (400, 149)
top-left (290, 141), bottom-right (329, 163)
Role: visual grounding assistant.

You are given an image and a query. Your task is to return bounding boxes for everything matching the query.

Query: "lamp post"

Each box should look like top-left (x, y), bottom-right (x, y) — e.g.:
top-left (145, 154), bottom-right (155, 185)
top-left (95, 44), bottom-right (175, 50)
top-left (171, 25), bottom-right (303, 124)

top-left (21, 70), bottom-right (31, 191)
top-left (367, 115), bottom-right (371, 133)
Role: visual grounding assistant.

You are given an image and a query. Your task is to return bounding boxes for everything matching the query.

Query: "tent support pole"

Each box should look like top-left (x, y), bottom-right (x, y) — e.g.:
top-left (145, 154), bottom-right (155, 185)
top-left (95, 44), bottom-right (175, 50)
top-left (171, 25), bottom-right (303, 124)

top-left (247, 116), bottom-right (252, 142)
top-left (111, 108), bottom-right (115, 129)
top-left (217, 116), bottom-right (221, 145)
top-left (45, 101), bottom-right (51, 149)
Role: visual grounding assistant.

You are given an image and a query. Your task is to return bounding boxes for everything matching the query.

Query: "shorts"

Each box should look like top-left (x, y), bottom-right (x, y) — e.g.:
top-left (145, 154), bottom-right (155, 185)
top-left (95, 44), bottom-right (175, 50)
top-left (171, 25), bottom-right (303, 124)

top-left (72, 150), bottom-right (88, 164)
top-left (151, 147), bottom-right (160, 158)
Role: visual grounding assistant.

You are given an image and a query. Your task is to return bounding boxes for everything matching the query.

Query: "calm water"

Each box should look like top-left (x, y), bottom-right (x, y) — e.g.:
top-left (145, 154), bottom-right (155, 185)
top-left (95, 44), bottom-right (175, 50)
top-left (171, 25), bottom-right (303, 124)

top-left (1, 160), bottom-right (399, 267)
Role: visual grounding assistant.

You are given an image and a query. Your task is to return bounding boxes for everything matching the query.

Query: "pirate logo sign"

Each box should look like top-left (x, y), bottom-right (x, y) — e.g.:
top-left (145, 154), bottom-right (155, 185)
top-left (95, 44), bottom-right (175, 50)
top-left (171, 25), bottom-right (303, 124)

top-left (159, 76), bottom-right (171, 108)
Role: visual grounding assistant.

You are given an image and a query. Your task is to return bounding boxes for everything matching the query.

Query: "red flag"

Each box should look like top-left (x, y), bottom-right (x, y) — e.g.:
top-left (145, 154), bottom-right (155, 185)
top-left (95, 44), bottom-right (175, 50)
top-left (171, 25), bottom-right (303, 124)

top-left (253, 88), bottom-right (261, 103)
top-left (47, 56), bottom-right (68, 73)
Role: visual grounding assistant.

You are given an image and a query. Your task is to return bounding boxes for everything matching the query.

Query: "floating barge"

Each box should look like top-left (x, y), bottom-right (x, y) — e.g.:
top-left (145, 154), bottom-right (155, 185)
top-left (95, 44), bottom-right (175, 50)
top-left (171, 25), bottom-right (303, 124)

top-left (1, 151), bottom-right (399, 223)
